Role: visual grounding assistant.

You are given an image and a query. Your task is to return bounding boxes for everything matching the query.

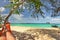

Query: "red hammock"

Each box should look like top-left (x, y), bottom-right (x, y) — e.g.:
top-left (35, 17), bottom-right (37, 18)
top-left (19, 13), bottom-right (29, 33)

top-left (0, 22), bottom-right (11, 36)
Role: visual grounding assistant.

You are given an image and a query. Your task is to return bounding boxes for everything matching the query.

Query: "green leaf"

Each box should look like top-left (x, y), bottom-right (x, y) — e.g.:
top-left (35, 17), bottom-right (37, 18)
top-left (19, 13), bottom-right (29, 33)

top-left (13, 10), bottom-right (19, 14)
top-left (10, 0), bottom-right (19, 3)
top-left (26, 0), bottom-right (43, 13)
top-left (4, 4), bottom-right (13, 8)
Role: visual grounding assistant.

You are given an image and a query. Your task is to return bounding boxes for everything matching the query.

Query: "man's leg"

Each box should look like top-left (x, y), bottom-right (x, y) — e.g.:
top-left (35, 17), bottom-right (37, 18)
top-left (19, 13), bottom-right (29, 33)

top-left (0, 28), bottom-right (6, 40)
top-left (0, 34), bottom-right (6, 40)
top-left (5, 22), bottom-right (15, 40)
top-left (6, 31), bottom-right (15, 40)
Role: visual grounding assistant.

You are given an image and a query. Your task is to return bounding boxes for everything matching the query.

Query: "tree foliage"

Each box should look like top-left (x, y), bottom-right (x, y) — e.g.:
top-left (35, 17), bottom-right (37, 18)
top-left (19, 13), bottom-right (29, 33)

top-left (0, 15), bottom-right (2, 24)
top-left (4, 0), bottom-right (60, 21)
top-left (4, 0), bottom-right (44, 18)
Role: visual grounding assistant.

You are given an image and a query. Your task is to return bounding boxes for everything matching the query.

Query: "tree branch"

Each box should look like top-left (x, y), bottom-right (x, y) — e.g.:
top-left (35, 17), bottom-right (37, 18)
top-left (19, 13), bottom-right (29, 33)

top-left (4, 1), bottom-right (24, 28)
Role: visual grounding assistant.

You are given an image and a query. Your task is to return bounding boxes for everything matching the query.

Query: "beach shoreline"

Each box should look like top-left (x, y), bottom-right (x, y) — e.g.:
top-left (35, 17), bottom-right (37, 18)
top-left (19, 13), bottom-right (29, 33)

top-left (11, 26), bottom-right (59, 32)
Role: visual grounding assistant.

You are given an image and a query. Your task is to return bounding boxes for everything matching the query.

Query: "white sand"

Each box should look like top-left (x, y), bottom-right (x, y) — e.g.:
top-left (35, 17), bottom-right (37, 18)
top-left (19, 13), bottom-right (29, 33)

top-left (11, 26), bottom-right (59, 32)
top-left (11, 26), bottom-right (33, 32)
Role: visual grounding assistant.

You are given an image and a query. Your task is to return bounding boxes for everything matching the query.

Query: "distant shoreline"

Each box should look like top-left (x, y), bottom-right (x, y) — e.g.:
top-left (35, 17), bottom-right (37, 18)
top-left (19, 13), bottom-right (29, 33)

top-left (11, 26), bottom-right (59, 32)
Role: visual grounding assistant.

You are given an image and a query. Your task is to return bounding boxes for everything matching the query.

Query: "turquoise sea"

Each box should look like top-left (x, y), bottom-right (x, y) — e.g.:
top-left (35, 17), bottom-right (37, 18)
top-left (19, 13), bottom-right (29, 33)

top-left (11, 23), bottom-right (60, 28)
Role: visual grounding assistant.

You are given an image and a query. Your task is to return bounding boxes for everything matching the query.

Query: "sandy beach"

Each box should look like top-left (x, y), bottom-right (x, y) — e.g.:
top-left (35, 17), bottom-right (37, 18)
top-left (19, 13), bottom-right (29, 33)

top-left (11, 26), bottom-right (59, 32)
top-left (10, 26), bottom-right (60, 40)
top-left (11, 26), bottom-right (33, 32)
top-left (0, 26), bottom-right (60, 40)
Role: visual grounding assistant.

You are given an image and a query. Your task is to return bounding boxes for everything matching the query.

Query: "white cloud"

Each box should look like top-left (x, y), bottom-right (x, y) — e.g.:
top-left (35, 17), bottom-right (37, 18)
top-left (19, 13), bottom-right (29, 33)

top-left (49, 18), bottom-right (60, 23)
top-left (11, 14), bottom-right (24, 20)
top-left (52, 18), bottom-right (60, 21)
top-left (1, 14), bottom-right (8, 16)
top-left (0, 7), bottom-right (5, 12)
top-left (20, 14), bottom-right (24, 17)
top-left (2, 14), bottom-right (60, 23)
top-left (45, 16), bottom-right (51, 19)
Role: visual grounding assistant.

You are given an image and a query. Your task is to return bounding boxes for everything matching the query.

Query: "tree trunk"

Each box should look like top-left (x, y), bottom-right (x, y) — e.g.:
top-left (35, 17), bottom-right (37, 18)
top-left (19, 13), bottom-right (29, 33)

top-left (4, 1), bottom-right (24, 29)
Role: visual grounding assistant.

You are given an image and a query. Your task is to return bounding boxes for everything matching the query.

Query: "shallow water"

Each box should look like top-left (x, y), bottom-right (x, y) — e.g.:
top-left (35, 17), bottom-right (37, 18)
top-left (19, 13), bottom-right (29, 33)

top-left (11, 23), bottom-right (60, 28)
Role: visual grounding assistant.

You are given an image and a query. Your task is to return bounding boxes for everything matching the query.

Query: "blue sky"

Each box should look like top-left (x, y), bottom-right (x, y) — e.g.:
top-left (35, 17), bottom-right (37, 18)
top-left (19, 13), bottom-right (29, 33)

top-left (0, 0), bottom-right (60, 23)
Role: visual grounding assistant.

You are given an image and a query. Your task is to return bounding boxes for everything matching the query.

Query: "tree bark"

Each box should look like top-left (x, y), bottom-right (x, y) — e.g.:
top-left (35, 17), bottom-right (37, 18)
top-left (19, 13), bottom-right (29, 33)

top-left (4, 1), bottom-right (24, 29)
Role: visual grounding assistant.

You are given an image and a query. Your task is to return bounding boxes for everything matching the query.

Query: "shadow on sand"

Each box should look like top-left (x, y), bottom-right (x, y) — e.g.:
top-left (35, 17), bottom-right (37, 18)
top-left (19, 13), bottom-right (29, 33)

top-left (12, 29), bottom-right (60, 40)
